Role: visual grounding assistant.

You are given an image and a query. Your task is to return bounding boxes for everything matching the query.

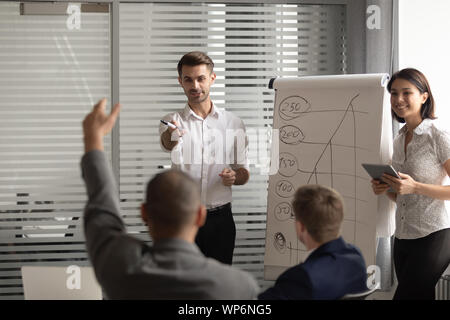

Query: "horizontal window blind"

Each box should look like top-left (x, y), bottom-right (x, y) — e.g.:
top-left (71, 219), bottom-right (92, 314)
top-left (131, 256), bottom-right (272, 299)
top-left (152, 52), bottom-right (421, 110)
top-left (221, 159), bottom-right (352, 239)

top-left (119, 2), bottom-right (346, 290)
top-left (0, 2), bottom-right (111, 299)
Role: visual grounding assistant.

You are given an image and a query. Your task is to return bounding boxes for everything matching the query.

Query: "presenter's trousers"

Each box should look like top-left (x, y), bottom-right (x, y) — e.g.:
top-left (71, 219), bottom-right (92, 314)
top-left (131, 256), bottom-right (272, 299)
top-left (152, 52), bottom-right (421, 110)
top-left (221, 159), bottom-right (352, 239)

top-left (195, 203), bottom-right (236, 265)
top-left (393, 228), bottom-right (450, 300)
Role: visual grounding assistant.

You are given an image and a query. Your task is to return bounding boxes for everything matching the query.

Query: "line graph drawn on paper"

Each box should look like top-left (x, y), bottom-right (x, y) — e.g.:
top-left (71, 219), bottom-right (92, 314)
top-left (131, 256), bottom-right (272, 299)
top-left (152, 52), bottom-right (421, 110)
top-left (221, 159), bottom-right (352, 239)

top-left (264, 74), bottom-right (392, 278)
top-left (268, 92), bottom-right (375, 265)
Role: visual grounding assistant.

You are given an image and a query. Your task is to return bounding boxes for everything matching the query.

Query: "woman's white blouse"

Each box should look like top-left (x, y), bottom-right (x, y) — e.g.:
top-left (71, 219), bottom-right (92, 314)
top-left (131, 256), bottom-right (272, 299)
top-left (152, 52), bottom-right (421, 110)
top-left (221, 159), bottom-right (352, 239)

top-left (392, 119), bottom-right (450, 239)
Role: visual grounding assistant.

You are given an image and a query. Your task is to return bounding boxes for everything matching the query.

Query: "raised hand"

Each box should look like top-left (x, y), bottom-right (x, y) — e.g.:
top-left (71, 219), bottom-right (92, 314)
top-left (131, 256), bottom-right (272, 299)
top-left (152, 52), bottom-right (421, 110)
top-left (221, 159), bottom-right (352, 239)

top-left (83, 98), bottom-right (121, 152)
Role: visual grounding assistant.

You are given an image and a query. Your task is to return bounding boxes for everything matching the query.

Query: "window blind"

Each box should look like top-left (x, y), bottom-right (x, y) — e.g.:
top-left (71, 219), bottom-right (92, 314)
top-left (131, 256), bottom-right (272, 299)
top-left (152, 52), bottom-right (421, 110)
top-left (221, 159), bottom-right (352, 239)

top-left (0, 2), bottom-right (111, 299)
top-left (119, 2), bottom-right (346, 289)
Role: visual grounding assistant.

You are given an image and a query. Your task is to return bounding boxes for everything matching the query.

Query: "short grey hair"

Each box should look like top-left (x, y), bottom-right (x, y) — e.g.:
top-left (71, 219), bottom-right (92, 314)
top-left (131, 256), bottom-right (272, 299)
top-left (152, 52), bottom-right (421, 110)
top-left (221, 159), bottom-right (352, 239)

top-left (145, 170), bottom-right (200, 231)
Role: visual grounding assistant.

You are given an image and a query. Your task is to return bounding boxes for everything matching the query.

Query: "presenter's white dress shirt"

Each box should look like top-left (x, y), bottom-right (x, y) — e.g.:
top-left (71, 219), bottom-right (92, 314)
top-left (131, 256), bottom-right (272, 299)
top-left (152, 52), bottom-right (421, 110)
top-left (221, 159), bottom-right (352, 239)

top-left (159, 102), bottom-right (249, 209)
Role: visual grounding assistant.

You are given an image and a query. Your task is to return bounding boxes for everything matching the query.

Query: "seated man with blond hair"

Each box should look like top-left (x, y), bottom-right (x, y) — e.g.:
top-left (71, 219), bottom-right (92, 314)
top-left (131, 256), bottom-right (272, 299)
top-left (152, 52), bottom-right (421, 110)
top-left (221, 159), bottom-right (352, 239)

top-left (259, 185), bottom-right (367, 300)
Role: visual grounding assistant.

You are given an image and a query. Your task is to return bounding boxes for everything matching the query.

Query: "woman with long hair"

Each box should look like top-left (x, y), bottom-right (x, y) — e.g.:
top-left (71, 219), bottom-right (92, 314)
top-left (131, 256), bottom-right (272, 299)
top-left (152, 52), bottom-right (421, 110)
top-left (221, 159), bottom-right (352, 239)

top-left (371, 68), bottom-right (450, 300)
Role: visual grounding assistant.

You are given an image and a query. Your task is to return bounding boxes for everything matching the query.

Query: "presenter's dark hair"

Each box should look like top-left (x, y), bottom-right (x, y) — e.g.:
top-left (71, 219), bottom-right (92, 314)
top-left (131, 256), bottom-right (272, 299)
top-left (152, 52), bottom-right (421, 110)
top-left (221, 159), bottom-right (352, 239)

top-left (292, 185), bottom-right (344, 243)
top-left (177, 51), bottom-right (214, 77)
top-left (387, 68), bottom-right (436, 123)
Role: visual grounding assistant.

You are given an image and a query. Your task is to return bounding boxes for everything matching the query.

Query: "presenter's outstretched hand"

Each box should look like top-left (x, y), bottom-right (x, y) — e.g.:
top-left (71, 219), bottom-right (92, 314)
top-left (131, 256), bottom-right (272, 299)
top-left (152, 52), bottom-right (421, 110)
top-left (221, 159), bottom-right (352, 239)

top-left (169, 120), bottom-right (185, 141)
top-left (161, 120), bottom-right (184, 151)
top-left (83, 98), bottom-right (121, 152)
top-left (371, 179), bottom-right (390, 195)
top-left (219, 168), bottom-right (236, 186)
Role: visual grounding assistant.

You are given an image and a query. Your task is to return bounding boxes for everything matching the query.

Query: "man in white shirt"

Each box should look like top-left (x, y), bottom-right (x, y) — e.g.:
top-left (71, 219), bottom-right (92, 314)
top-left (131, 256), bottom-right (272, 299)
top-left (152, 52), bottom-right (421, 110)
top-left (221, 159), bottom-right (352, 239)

top-left (159, 51), bottom-right (250, 265)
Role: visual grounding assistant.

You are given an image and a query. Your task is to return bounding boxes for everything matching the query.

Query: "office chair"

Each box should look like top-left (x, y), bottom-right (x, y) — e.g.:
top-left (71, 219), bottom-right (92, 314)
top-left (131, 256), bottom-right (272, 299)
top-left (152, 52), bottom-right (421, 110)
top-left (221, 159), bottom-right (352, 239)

top-left (340, 286), bottom-right (379, 300)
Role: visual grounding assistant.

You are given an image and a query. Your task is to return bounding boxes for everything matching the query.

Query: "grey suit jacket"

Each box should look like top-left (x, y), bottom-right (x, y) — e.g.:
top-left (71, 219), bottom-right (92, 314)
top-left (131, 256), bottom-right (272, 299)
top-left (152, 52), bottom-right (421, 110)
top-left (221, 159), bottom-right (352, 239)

top-left (81, 150), bottom-right (260, 299)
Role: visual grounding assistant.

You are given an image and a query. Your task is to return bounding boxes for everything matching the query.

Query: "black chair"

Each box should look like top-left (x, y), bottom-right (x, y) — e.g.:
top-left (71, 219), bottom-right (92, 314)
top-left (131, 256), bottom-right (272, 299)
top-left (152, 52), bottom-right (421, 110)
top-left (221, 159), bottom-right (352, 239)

top-left (340, 286), bottom-right (379, 300)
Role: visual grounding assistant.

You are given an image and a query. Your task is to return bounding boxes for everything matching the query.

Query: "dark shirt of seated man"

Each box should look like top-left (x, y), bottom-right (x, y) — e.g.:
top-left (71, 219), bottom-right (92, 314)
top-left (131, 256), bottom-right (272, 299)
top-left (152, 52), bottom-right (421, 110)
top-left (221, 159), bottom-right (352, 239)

top-left (258, 185), bottom-right (367, 300)
top-left (81, 99), bottom-right (259, 299)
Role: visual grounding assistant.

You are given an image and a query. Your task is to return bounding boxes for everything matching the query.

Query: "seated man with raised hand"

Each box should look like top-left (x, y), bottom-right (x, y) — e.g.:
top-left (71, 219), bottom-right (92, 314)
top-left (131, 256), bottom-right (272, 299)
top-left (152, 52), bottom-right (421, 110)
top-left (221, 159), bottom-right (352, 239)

top-left (259, 185), bottom-right (367, 300)
top-left (81, 98), bottom-right (259, 299)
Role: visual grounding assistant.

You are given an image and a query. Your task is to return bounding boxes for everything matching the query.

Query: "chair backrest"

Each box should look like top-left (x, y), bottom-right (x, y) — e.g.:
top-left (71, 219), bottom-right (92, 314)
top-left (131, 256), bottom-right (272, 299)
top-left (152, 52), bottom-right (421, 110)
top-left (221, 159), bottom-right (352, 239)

top-left (340, 286), bottom-right (378, 300)
top-left (21, 266), bottom-right (102, 300)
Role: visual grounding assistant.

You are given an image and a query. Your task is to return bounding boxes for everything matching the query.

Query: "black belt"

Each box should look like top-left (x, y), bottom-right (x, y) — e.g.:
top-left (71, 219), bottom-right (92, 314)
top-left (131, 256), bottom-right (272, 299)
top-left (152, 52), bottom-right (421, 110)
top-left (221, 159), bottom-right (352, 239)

top-left (207, 202), bottom-right (231, 213)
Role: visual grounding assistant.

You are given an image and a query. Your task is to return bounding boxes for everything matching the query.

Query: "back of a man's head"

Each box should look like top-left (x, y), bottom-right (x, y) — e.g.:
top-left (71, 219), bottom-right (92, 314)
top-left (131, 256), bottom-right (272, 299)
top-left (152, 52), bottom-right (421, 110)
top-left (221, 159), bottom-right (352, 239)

top-left (144, 170), bottom-right (200, 235)
top-left (292, 184), bottom-right (344, 244)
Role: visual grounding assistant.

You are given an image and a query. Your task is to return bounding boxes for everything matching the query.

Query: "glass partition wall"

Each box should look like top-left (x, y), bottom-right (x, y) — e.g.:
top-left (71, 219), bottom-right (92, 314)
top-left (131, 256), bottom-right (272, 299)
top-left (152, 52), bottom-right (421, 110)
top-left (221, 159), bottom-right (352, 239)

top-left (0, 0), bottom-right (346, 299)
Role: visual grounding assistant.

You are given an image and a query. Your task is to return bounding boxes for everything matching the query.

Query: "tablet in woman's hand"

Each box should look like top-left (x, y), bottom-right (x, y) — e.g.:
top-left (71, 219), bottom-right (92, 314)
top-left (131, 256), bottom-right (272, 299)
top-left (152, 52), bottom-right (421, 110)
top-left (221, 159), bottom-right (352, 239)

top-left (361, 163), bottom-right (400, 183)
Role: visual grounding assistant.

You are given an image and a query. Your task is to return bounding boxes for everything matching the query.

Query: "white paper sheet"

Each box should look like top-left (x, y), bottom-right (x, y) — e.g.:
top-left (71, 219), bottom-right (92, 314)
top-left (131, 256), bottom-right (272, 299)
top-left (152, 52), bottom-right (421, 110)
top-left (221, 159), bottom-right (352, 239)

top-left (264, 74), bottom-right (395, 280)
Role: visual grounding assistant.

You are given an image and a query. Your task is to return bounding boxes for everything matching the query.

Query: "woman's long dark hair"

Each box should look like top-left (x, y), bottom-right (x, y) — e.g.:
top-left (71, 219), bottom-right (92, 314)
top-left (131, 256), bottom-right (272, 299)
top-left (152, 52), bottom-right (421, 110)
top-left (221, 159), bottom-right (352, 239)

top-left (387, 68), bottom-right (436, 123)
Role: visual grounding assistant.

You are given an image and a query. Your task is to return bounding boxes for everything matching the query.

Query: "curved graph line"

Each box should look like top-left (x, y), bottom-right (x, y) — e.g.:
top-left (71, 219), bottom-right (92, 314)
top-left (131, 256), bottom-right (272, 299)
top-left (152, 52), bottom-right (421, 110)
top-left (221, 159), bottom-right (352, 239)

top-left (306, 94), bottom-right (360, 184)
top-left (304, 94), bottom-right (360, 244)
top-left (274, 93), bottom-right (367, 259)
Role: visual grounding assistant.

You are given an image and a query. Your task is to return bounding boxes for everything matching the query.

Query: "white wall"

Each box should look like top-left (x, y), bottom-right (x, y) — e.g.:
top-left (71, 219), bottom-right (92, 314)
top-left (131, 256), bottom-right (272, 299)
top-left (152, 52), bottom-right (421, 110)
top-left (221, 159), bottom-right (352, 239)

top-left (399, 0), bottom-right (450, 124)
